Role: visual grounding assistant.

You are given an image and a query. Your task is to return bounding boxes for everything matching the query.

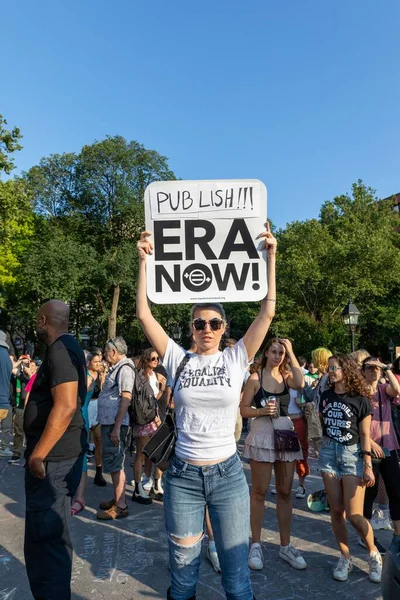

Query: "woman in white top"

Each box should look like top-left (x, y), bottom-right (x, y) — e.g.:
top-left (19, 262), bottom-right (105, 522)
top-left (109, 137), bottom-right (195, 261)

top-left (136, 223), bottom-right (277, 600)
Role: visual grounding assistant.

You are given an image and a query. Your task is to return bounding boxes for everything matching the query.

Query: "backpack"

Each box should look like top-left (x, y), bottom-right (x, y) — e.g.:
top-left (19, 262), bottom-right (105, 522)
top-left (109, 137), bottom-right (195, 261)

top-left (130, 369), bottom-right (157, 426)
top-left (112, 361), bottom-right (156, 426)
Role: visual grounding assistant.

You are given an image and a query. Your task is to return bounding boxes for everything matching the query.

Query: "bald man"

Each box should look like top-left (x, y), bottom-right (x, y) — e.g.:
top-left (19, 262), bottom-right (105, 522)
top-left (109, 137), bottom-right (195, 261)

top-left (23, 300), bottom-right (87, 600)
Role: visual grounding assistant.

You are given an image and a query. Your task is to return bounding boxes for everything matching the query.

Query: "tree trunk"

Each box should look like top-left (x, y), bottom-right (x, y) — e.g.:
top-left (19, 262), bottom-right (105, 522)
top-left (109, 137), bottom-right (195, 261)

top-left (108, 284), bottom-right (120, 339)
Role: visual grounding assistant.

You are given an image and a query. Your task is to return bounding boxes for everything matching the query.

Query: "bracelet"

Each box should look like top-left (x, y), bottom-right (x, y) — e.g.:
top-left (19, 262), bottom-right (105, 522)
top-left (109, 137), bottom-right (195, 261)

top-left (359, 450), bottom-right (372, 457)
top-left (265, 299), bottom-right (276, 302)
top-left (363, 463), bottom-right (373, 469)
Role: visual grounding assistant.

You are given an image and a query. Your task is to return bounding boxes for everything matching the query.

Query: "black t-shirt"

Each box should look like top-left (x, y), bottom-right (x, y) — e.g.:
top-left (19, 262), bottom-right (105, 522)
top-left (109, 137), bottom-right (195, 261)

top-left (24, 334), bottom-right (87, 461)
top-left (320, 388), bottom-right (371, 446)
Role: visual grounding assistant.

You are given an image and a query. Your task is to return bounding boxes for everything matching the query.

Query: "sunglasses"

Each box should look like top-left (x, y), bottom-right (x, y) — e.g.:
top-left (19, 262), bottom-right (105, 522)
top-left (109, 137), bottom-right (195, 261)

top-left (328, 366), bottom-right (342, 372)
top-left (106, 339), bottom-right (118, 352)
top-left (150, 356), bottom-right (159, 362)
top-left (192, 318), bottom-right (224, 331)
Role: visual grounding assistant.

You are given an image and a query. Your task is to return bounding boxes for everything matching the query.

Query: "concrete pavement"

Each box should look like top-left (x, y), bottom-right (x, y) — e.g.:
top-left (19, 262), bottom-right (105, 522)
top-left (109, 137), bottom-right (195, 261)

top-left (0, 420), bottom-right (390, 600)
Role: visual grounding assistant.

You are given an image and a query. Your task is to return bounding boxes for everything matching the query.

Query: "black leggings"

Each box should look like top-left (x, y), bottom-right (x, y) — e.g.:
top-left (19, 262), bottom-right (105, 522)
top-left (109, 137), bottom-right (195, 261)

top-left (364, 450), bottom-right (400, 522)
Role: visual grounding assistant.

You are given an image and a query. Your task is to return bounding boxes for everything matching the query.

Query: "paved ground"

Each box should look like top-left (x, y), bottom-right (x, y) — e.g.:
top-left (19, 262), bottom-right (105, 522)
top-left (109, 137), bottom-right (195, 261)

top-left (0, 416), bottom-right (391, 600)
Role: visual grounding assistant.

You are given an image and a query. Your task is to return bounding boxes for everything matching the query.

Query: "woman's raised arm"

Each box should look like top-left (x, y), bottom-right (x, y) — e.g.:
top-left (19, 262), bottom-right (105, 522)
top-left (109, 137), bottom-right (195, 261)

top-left (136, 231), bottom-right (169, 359)
top-left (243, 222), bottom-right (277, 360)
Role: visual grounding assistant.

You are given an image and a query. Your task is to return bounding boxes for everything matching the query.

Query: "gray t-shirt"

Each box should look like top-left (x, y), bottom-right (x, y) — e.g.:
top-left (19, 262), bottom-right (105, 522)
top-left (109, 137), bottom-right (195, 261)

top-left (97, 358), bottom-right (135, 426)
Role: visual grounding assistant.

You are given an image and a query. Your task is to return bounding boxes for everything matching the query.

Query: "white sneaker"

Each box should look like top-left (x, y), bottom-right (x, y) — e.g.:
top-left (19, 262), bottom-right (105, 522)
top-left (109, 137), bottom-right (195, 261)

top-left (248, 543), bottom-right (263, 570)
top-left (132, 482), bottom-right (152, 505)
top-left (333, 555), bottom-right (353, 582)
top-left (142, 476), bottom-right (153, 492)
top-left (370, 508), bottom-right (392, 531)
top-left (206, 545), bottom-right (221, 573)
top-left (0, 448), bottom-right (13, 458)
top-left (368, 551), bottom-right (382, 583)
top-left (380, 510), bottom-right (393, 531)
top-left (279, 544), bottom-right (307, 570)
top-left (271, 487), bottom-right (277, 495)
top-left (295, 485), bottom-right (306, 499)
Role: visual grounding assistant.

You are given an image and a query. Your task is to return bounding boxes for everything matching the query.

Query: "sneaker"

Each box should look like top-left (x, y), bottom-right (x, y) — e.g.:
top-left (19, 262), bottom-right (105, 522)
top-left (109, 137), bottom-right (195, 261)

top-left (333, 555), bottom-right (353, 582)
top-left (271, 487), bottom-right (277, 495)
top-left (206, 545), bottom-right (221, 573)
top-left (87, 448), bottom-right (95, 457)
top-left (248, 543), bottom-right (263, 570)
top-left (8, 455), bottom-right (21, 464)
top-left (370, 508), bottom-right (392, 531)
top-left (295, 485), bottom-right (306, 499)
top-left (380, 510), bottom-right (393, 531)
top-left (99, 498), bottom-right (115, 511)
top-left (358, 537), bottom-right (386, 555)
top-left (132, 482), bottom-right (152, 505)
top-left (97, 505), bottom-right (129, 520)
top-left (279, 544), bottom-right (307, 570)
top-left (150, 481), bottom-right (164, 501)
top-left (368, 551), bottom-right (382, 583)
top-left (0, 448), bottom-right (13, 458)
top-left (142, 476), bottom-right (153, 492)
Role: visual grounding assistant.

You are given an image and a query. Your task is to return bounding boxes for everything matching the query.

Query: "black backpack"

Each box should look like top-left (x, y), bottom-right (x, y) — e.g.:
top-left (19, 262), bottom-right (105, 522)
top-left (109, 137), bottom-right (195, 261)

top-left (130, 369), bottom-right (157, 426)
top-left (112, 361), bottom-right (156, 426)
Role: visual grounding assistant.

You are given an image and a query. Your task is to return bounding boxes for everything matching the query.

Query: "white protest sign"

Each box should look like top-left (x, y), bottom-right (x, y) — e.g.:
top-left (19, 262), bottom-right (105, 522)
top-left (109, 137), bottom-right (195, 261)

top-left (144, 179), bottom-right (267, 305)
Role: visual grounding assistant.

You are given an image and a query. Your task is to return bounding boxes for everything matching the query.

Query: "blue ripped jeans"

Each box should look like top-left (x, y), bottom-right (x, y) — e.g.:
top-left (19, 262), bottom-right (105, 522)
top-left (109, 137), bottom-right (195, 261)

top-left (164, 453), bottom-right (253, 600)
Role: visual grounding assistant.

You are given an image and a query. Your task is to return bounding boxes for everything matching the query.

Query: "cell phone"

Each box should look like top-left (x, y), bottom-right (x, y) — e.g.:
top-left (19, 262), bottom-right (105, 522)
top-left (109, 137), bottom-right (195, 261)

top-left (382, 447), bottom-right (391, 458)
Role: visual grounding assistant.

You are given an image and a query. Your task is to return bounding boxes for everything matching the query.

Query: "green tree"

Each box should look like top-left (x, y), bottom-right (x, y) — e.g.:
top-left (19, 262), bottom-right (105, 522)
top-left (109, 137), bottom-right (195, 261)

top-left (0, 114), bottom-right (23, 176)
top-left (26, 136), bottom-right (176, 339)
top-left (0, 179), bottom-right (35, 292)
top-left (274, 181), bottom-right (400, 356)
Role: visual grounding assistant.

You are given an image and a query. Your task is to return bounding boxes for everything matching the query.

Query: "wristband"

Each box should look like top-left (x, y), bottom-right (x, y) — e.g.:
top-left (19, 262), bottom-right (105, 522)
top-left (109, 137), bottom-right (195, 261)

top-left (359, 450), bottom-right (372, 457)
top-left (383, 366), bottom-right (392, 372)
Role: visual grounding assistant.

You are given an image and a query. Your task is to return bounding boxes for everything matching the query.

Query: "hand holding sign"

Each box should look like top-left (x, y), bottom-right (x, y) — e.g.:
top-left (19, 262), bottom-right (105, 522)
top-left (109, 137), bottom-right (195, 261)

top-left (137, 231), bottom-right (153, 260)
top-left (257, 221), bottom-right (277, 257)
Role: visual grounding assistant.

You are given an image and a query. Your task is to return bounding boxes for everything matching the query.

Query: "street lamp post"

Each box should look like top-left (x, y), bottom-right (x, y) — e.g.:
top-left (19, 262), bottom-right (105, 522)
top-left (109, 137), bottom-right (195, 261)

top-left (341, 299), bottom-right (361, 353)
top-left (172, 324), bottom-right (182, 343)
top-left (388, 339), bottom-right (394, 363)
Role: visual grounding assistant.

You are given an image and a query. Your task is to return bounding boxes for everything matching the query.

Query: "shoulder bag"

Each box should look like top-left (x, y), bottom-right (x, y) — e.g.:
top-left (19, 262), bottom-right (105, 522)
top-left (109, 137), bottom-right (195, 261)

top-left (142, 354), bottom-right (191, 471)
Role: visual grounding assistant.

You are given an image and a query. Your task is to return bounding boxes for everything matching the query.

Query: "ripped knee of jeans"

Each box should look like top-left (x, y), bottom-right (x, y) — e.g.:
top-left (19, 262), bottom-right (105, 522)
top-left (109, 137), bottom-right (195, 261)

top-left (169, 531), bottom-right (204, 548)
top-left (169, 532), bottom-right (204, 567)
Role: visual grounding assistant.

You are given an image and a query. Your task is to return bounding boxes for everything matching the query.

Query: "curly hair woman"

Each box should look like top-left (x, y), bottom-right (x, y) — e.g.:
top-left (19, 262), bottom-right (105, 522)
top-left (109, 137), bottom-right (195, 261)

top-left (318, 354), bottom-right (382, 584)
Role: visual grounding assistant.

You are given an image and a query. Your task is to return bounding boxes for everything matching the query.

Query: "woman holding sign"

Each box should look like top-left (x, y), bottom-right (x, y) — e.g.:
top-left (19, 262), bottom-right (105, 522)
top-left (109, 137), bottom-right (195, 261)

top-left (136, 223), bottom-right (276, 600)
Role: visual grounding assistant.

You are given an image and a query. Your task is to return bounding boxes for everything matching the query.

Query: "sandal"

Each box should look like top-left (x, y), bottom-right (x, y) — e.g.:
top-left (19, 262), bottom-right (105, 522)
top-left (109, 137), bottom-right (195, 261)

top-left (71, 500), bottom-right (85, 516)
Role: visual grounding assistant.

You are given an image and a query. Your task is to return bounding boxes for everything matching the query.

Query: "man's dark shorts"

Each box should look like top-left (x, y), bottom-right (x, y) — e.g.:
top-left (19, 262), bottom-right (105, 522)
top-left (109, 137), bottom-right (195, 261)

top-left (101, 424), bottom-right (129, 473)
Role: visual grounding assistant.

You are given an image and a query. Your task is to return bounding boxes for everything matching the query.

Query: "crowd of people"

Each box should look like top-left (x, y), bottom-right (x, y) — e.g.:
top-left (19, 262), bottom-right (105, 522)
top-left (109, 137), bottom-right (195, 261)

top-left (0, 223), bottom-right (399, 600)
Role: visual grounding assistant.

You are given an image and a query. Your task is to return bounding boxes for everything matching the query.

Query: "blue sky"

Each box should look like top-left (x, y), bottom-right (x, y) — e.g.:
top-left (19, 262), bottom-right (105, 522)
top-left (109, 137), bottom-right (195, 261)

top-left (3, 0), bottom-right (399, 228)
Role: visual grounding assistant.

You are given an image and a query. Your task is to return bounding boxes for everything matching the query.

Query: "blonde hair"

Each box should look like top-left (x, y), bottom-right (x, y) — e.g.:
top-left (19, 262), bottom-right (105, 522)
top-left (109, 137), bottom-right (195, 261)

top-left (349, 349), bottom-right (370, 366)
top-left (311, 347), bottom-right (332, 374)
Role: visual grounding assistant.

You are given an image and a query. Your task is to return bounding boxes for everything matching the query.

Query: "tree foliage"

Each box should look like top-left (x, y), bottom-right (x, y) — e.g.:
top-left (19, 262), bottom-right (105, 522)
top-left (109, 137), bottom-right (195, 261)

top-left (1, 124), bottom-right (399, 361)
top-left (0, 179), bottom-right (35, 291)
top-left (0, 114), bottom-right (23, 176)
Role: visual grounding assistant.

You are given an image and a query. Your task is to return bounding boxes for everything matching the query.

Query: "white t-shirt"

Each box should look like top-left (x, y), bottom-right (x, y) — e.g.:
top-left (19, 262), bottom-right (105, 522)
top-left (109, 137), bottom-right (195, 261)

top-left (148, 372), bottom-right (159, 397)
top-left (288, 388), bottom-right (301, 414)
top-left (163, 337), bottom-right (249, 461)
